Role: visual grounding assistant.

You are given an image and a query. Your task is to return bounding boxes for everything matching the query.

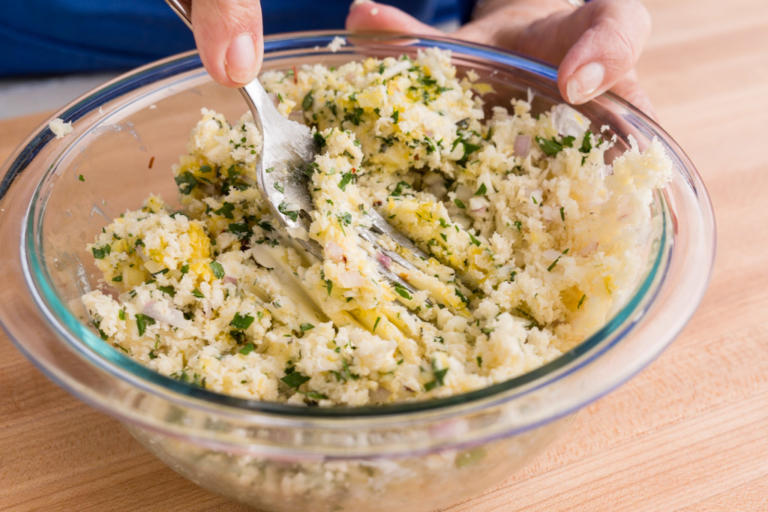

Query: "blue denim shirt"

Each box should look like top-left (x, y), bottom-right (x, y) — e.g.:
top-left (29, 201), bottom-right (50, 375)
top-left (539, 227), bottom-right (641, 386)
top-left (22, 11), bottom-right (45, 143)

top-left (1, 0), bottom-right (475, 76)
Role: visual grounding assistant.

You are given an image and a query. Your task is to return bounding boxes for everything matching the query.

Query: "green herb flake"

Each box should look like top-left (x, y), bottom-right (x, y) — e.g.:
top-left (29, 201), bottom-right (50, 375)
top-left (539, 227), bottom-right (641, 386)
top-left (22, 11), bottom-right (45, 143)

top-left (373, 316), bottom-right (381, 332)
top-left (304, 390), bottom-right (328, 401)
top-left (547, 248), bottom-right (570, 272)
top-left (210, 261), bottom-right (225, 279)
top-left (299, 323), bottom-right (315, 332)
top-left (393, 283), bottom-right (413, 300)
top-left (580, 130), bottom-right (593, 153)
top-left (577, 294), bottom-right (587, 309)
top-left (180, 264), bottom-right (189, 274)
top-left (313, 131), bottom-right (327, 150)
top-left (302, 90), bottom-right (314, 111)
top-left (192, 288), bottom-right (204, 299)
top-left (228, 222), bottom-right (252, 239)
top-left (281, 368), bottom-right (310, 388)
top-left (454, 198), bottom-right (466, 209)
top-left (239, 343), bottom-right (255, 355)
top-left (92, 244), bottom-right (111, 259)
top-left (230, 312), bottom-right (255, 330)
top-left (135, 313), bottom-right (155, 336)
top-left (425, 362), bottom-right (448, 391)
top-left (174, 171), bottom-right (198, 195)
top-left (157, 285), bottom-right (176, 297)
top-left (118, 309), bottom-right (126, 321)
top-left (111, 275), bottom-right (123, 282)
top-left (78, 174), bottom-right (85, 182)
top-left (278, 201), bottom-right (299, 222)
top-left (273, 182), bottom-right (284, 193)
top-left (338, 172), bottom-right (355, 191)
top-left (474, 183), bottom-right (487, 196)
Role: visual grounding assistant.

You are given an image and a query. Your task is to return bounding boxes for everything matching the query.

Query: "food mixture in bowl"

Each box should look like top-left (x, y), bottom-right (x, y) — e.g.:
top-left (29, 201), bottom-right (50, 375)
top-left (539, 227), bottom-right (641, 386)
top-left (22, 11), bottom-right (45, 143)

top-left (81, 49), bottom-right (671, 406)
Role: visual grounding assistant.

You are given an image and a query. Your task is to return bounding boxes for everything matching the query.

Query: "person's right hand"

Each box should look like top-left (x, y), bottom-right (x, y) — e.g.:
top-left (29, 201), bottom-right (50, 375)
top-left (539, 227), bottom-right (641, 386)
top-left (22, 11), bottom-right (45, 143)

top-left (189, 0), bottom-right (264, 87)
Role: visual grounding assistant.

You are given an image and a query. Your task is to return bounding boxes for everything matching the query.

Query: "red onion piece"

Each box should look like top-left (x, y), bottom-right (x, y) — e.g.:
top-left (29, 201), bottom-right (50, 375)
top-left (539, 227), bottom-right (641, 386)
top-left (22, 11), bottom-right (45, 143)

top-left (514, 134), bottom-right (531, 157)
top-left (377, 252), bottom-right (392, 270)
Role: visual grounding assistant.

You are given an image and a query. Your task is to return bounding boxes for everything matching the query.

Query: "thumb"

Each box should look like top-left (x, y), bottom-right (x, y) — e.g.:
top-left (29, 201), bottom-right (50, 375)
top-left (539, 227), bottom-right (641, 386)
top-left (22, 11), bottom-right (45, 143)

top-left (556, 0), bottom-right (651, 103)
top-left (191, 0), bottom-right (264, 87)
top-left (346, 1), bottom-right (443, 36)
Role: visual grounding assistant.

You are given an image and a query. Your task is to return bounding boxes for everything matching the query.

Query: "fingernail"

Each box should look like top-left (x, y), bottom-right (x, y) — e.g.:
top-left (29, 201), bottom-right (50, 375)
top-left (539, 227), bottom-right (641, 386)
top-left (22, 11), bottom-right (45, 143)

top-left (225, 32), bottom-right (257, 85)
top-left (566, 62), bottom-right (605, 103)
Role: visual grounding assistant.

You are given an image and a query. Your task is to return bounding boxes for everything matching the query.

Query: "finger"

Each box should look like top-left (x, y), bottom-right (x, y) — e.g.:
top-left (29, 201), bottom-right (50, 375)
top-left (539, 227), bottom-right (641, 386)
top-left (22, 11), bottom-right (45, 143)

top-left (608, 70), bottom-right (658, 121)
top-left (191, 0), bottom-right (264, 87)
top-left (346, 1), bottom-right (443, 36)
top-left (557, 0), bottom-right (651, 104)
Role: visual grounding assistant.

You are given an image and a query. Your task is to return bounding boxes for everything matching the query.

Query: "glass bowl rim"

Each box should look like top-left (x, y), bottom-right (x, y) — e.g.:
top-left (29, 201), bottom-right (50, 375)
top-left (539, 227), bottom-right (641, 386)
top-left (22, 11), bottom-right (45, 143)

top-left (16, 31), bottom-right (689, 420)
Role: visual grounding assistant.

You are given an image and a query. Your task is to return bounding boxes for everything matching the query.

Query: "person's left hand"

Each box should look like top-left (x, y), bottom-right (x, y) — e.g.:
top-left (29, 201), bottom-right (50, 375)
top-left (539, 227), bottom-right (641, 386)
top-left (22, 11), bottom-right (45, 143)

top-left (347, 0), bottom-right (654, 117)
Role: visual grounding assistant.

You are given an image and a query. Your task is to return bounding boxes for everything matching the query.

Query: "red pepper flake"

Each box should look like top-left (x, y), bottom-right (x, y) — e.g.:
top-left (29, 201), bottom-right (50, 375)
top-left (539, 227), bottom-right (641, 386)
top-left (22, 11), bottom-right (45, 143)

top-left (350, 167), bottom-right (357, 174)
top-left (292, 65), bottom-right (298, 84)
top-left (148, 156), bottom-right (155, 169)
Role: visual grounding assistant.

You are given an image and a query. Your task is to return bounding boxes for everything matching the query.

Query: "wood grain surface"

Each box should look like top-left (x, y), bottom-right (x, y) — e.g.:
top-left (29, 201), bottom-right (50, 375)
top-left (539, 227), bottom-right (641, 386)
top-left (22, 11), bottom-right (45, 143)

top-left (1, 0), bottom-right (767, 510)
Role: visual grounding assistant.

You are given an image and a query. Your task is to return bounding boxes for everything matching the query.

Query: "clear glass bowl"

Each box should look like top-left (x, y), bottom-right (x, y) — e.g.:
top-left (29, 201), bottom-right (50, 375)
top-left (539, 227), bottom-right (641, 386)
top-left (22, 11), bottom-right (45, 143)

top-left (0, 32), bottom-right (715, 511)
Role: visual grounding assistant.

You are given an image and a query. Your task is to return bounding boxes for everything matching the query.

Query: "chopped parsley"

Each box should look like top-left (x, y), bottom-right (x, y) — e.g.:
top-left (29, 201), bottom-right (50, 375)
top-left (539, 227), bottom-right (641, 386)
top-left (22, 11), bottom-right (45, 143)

top-left (389, 180), bottom-right (411, 197)
top-left (230, 312), bottom-right (255, 330)
top-left (302, 90), bottom-right (314, 111)
top-left (547, 248), bottom-right (570, 272)
top-left (157, 285), bottom-right (176, 297)
top-left (474, 183), bottom-right (487, 196)
top-left (278, 201), bottom-right (299, 222)
top-left (338, 172), bottom-right (356, 191)
top-left (281, 367), bottom-right (310, 388)
top-left (192, 288), bottom-right (204, 298)
top-left (299, 323), bottom-right (315, 332)
top-left (174, 171), bottom-right (198, 194)
top-left (454, 198), bottom-right (466, 209)
top-left (535, 135), bottom-right (575, 156)
top-left (239, 343), bottom-right (255, 355)
top-left (424, 361), bottom-right (448, 391)
top-left (135, 313), bottom-right (155, 336)
top-left (228, 222), bottom-right (252, 239)
top-left (313, 131), bottom-right (326, 150)
top-left (209, 261), bottom-right (225, 279)
top-left (92, 244), bottom-right (111, 259)
top-left (393, 283), bottom-right (413, 300)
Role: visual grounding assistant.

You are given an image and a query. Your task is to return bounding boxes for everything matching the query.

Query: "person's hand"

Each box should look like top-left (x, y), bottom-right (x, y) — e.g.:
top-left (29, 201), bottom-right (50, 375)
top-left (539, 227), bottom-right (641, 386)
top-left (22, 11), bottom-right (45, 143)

top-left (347, 0), bottom-right (654, 116)
top-left (189, 0), bottom-right (264, 87)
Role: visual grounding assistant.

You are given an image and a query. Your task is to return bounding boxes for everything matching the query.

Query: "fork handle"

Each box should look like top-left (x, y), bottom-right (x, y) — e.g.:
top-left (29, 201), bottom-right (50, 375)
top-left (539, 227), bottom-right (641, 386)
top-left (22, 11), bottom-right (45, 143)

top-left (165, 0), bottom-right (193, 29)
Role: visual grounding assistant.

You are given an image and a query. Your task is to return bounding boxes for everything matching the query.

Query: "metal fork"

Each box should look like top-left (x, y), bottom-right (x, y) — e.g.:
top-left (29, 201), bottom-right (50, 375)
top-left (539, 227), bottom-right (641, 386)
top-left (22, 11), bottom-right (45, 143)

top-left (165, 0), bottom-right (427, 298)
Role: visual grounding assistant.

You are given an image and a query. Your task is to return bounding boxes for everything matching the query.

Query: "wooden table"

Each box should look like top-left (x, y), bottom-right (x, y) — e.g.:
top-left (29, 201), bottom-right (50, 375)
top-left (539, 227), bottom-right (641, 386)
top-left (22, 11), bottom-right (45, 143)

top-left (1, 0), bottom-right (767, 510)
